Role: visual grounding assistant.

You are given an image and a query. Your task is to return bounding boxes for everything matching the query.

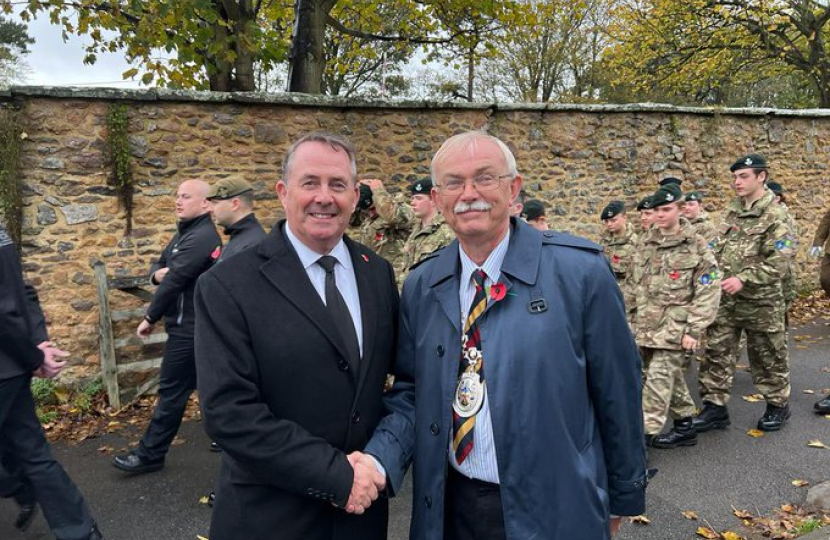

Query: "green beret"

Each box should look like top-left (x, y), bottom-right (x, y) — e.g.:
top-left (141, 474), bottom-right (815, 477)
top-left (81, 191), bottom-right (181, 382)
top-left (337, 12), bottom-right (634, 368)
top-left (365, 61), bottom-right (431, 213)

top-left (207, 178), bottom-right (254, 200)
top-left (357, 184), bottom-right (374, 210)
top-left (521, 199), bottom-right (546, 221)
top-left (636, 196), bottom-right (654, 211)
top-left (685, 191), bottom-right (703, 202)
top-left (659, 177), bottom-right (683, 187)
top-left (730, 153), bottom-right (767, 172)
top-left (601, 200), bottom-right (625, 220)
top-left (409, 179), bottom-right (433, 194)
top-left (651, 184), bottom-right (683, 208)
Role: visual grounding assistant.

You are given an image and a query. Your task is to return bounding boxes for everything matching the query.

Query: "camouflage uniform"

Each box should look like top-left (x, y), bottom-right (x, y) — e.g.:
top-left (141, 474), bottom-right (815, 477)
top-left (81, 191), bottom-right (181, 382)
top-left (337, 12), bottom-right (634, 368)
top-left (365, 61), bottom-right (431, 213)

top-left (357, 186), bottom-right (412, 269)
top-left (397, 214), bottom-right (455, 287)
top-left (698, 189), bottom-right (796, 408)
top-left (812, 207), bottom-right (830, 296)
top-left (600, 222), bottom-right (638, 318)
top-left (632, 223), bottom-right (721, 435)
top-left (688, 211), bottom-right (718, 247)
top-left (778, 202), bottom-right (799, 314)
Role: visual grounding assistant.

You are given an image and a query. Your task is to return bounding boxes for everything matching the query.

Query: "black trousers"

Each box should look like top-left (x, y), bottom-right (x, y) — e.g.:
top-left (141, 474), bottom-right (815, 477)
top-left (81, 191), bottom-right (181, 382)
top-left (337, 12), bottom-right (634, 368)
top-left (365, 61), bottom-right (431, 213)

top-left (136, 333), bottom-right (197, 462)
top-left (0, 375), bottom-right (94, 540)
top-left (0, 448), bottom-right (34, 505)
top-left (444, 468), bottom-right (507, 540)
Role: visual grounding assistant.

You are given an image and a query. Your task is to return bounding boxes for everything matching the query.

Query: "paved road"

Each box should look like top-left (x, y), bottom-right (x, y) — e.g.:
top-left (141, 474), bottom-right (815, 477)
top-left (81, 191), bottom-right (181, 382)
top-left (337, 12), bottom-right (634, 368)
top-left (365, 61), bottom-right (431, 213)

top-left (2, 320), bottom-right (828, 540)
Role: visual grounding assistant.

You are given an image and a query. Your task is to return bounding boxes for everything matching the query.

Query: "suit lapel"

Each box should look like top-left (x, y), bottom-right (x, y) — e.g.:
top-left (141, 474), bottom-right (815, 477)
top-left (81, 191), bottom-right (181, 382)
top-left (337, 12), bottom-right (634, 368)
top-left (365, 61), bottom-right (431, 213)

top-left (429, 241), bottom-right (462, 333)
top-left (347, 238), bottom-right (377, 393)
top-left (257, 224), bottom-right (356, 384)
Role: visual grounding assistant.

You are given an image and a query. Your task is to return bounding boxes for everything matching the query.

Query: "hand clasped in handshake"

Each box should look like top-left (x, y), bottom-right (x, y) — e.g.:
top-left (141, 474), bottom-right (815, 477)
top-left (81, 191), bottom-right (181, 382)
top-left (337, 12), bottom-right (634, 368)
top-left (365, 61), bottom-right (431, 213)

top-left (344, 451), bottom-right (386, 515)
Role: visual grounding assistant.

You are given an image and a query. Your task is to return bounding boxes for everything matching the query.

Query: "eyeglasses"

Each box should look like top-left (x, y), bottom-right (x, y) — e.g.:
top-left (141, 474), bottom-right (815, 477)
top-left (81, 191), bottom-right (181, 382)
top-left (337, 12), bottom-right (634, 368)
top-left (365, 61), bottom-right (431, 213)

top-left (436, 173), bottom-right (514, 194)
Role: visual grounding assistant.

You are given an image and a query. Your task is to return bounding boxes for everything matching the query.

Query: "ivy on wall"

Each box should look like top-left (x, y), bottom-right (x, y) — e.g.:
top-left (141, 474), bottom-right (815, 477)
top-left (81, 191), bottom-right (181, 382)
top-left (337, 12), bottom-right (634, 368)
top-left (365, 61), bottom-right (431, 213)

top-left (0, 106), bottom-right (24, 247)
top-left (105, 103), bottom-right (135, 234)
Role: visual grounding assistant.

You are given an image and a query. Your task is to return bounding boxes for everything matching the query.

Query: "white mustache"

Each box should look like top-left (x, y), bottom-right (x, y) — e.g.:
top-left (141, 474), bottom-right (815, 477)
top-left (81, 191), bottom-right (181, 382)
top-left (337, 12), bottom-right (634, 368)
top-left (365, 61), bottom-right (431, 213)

top-left (454, 200), bottom-right (492, 214)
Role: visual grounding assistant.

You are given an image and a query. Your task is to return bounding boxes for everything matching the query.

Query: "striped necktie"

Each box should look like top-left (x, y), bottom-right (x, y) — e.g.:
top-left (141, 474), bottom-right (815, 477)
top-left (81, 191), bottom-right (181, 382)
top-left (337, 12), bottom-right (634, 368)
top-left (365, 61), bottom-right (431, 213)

top-left (452, 269), bottom-right (488, 465)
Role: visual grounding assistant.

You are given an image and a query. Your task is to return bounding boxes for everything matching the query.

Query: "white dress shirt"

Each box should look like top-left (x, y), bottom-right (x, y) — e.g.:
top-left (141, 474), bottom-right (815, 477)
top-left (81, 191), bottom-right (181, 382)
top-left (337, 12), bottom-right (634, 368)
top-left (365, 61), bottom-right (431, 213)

top-left (284, 223), bottom-right (363, 356)
top-left (449, 228), bottom-right (511, 484)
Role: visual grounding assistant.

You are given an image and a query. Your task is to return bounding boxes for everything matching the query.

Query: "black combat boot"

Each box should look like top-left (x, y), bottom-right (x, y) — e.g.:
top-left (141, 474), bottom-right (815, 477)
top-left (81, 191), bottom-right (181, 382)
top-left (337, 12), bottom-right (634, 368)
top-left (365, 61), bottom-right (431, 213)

top-left (88, 523), bottom-right (105, 540)
top-left (690, 402), bottom-right (730, 432)
top-left (815, 395), bottom-right (830, 415)
top-left (757, 403), bottom-right (790, 431)
top-left (644, 434), bottom-right (655, 448)
top-left (652, 418), bottom-right (697, 449)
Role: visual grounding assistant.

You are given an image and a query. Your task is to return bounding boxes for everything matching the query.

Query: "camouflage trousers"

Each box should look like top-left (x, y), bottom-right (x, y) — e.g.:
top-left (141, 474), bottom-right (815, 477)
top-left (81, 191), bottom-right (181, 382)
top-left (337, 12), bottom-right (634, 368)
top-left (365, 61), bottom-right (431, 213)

top-left (641, 348), bottom-right (696, 435)
top-left (698, 324), bottom-right (790, 407)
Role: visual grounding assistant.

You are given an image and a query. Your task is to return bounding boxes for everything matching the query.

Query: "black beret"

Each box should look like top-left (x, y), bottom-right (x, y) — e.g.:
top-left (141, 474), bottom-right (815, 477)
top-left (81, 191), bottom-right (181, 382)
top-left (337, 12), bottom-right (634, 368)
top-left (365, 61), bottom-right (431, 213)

top-left (659, 177), bottom-right (683, 187)
top-left (636, 196), bottom-right (654, 211)
top-left (651, 184), bottom-right (683, 208)
top-left (685, 191), bottom-right (703, 202)
top-left (730, 153), bottom-right (767, 172)
top-left (601, 200), bottom-right (626, 220)
top-left (521, 199), bottom-right (546, 221)
top-left (766, 181), bottom-right (783, 195)
top-left (357, 184), bottom-right (373, 210)
top-left (409, 179), bottom-right (433, 194)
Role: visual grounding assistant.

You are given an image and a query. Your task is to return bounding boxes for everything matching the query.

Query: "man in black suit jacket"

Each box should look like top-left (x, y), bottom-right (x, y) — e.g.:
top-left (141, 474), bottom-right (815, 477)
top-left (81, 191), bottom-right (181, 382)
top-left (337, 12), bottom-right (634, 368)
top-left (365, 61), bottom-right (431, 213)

top-left (195, 133), bottom-right (395, 540)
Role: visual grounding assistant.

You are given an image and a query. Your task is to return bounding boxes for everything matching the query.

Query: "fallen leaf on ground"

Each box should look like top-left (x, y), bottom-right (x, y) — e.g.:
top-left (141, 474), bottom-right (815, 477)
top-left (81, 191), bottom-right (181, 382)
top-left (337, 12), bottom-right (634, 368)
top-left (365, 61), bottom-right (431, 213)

top-left (732, 508), bottom-right (754, 519)
top-left (629, 515), bottom-right (650, 525)
top-left (780, 504), bottom-right (795, 513)
top-left (721, 532), bottom-right (744, 540)
top-left (807, 440), bottom-right (829, 449)
top-left (696, 526), bottom-right (719, 539)
top-left (97, 445), bottom-right (114, 454)
top-left (199, 496), bottom-right (210, 505)
top-left (197, 536), bottom-right (209, 540)
top-left (741, 394), bottom-right (764, 402)
top-left (791, 479), bottom-right (810, 487)
top-left (803, 389), bottom-right (815, 394)
top-left (682, 510), bottom-right (699, 520)
top-left (747, 429), bottom-right (764, 438)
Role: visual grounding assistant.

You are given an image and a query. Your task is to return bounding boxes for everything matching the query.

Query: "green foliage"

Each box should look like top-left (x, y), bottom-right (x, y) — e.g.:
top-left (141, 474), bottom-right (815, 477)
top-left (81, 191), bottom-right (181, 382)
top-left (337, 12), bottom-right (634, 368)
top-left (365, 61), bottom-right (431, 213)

top-left (105, 103), bottom-right (134, 234)
top-left (792, 518), bottom-right (822, 535)
top-left (31, 377), bottom-right (58, 405)
top-left (0, 106), bottom-right (23, 245)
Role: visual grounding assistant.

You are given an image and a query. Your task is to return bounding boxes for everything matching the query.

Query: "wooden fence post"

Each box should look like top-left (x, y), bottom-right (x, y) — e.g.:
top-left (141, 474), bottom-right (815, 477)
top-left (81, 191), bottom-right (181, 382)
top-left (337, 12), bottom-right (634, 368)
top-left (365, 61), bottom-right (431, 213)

top-left (92, 260), bottom-right (121, 409)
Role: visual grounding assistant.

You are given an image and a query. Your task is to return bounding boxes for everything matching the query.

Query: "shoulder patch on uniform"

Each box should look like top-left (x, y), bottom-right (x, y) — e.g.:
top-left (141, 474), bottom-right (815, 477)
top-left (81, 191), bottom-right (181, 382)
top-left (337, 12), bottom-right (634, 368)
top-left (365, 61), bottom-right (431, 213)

top-left (0, 226), bottom-right (12, 248)
top-left (541, 231), bottom-right (602, 253)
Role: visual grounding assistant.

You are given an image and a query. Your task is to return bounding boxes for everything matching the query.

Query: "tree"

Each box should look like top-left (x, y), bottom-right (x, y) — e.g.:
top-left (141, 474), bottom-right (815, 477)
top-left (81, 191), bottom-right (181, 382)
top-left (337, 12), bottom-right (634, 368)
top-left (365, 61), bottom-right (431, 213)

top-left (0, 16), bottom-right (33, 85)
top-left (604, 0), bottom-right (830, 107)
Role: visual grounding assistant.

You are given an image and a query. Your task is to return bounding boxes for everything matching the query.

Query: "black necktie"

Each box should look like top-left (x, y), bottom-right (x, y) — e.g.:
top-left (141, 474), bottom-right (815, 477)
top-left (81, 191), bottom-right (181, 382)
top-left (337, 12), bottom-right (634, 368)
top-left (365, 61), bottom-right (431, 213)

top-left (317, 255), bottom-right (360, 369)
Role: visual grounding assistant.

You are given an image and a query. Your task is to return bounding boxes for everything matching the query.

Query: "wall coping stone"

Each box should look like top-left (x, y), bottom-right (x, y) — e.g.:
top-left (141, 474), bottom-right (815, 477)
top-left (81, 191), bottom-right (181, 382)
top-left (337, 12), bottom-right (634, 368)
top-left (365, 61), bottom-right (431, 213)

top-left (4, 85), bottom-right (830, 118)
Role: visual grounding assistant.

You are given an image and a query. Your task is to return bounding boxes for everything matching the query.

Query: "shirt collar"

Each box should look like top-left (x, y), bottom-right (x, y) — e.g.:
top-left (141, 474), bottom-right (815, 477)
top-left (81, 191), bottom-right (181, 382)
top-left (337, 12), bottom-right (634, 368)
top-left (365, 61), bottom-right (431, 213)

top-left (284, 222), bottom-right (353, 272)
top-left (459, 228), bottom-right (511, 286)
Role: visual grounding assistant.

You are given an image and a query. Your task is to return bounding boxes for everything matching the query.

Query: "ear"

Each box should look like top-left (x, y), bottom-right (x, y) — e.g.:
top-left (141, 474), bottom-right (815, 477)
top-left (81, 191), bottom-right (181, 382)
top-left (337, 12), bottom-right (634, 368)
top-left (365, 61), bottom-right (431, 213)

top-left (276, 180), bottom-right (287, 203)
top-left (508, 174), bottom-right (523, 205)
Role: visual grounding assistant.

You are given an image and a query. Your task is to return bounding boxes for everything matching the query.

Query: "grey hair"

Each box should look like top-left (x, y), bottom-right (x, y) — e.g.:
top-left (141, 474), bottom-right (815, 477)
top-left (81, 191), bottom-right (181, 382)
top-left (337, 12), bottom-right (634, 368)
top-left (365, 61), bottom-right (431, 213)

top-left (282, 133), bottom-right (358, 182)
top-left (430, 131), bottom-right (518, 184)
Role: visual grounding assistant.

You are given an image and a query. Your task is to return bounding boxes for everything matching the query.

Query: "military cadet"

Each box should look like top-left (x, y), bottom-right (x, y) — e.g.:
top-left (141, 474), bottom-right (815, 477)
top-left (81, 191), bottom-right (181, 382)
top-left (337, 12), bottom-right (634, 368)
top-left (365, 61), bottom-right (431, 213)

top-left (694, 154), bottom-right (797, 433)
top-left (810, 206), bottom-right (830, 296)
top-left (600, 200), bottom-right (638, 317)
top-left (633, 184), bottom-right (721, 449)
top-left (520, 199), bottom-right (549, 231)
top-left (767, 182), bottom-right (798, 317)
top-left (637, 196), bottom-right (655, 233)
top-left (683, 191), bottom-right (717, 245)
top-left (356, 178), bottom-right (412, 270)
top-left (207, 178), bottom-right (267, 263)
top-left (397, 178), bottom-right (454, 286)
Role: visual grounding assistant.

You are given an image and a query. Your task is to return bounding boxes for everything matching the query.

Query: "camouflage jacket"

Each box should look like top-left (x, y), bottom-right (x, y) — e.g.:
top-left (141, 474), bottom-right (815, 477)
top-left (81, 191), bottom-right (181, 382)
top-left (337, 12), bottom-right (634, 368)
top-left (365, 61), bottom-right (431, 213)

top-left (357, 186), bottom-right (413, 267)
top-left (688, 212), bottom-right (718, 247)
top-left (397, 214), bottom-right (454, 287)
top-left (600, 222), bottom-right (639, 314)
top-left (778, 202), bottom-right (798, 304)
top-left (632, 223), bottom-right (721, 349)
top-left (711, 189), bottom-right (796, 332)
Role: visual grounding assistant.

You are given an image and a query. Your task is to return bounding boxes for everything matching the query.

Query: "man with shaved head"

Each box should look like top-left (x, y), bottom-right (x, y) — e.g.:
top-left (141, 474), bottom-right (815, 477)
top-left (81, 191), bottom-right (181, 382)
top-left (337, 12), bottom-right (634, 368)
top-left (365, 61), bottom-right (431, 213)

top-left (113, 179), bottom-right (221, 474)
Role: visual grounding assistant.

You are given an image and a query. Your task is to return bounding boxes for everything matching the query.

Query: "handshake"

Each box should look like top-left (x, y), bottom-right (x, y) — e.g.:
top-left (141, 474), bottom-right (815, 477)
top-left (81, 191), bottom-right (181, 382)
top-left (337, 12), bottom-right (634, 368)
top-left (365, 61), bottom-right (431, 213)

top-left (343, 451), bottom-right (386, 515)
top-left (809, 246), bottom-right (823, 257)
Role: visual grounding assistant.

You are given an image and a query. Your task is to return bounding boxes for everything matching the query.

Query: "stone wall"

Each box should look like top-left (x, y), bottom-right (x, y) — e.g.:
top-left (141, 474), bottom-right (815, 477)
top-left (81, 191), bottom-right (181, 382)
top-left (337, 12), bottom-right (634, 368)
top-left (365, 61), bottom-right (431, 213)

top-left (1, 87), bottom-right (828, 380)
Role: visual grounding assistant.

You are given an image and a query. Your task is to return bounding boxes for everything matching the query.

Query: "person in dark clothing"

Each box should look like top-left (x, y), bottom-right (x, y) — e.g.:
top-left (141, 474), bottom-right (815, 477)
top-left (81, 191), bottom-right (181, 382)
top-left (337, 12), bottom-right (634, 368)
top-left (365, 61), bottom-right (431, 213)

top-left (112, 179), bottom-right (221, 474)
top-left (207, 177), bottom-right (267, 263)
top-left (0, 224), bottom-right (105, 540)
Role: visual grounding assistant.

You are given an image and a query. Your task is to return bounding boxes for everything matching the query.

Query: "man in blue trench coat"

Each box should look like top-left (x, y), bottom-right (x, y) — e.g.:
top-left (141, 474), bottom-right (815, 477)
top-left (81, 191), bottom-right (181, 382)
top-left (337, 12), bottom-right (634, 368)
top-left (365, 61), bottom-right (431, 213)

top-left (360, 131), bottom-right (648, 539)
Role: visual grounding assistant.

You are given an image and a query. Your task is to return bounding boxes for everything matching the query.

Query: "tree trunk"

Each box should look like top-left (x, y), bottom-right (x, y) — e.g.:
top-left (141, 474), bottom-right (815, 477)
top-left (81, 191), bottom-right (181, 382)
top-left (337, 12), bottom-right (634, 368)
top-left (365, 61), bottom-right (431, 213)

top-left (233, 4), bottom-right (256, 91)
top-left (287, 0), bottom-right (336, 93)
top-left (466, 46), bottom-right (475, 102)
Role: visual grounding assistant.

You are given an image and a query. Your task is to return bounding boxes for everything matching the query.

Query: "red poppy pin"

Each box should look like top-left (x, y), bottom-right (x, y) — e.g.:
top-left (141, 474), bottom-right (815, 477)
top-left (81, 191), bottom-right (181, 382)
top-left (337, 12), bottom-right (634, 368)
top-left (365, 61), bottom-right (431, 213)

top-left (669, 270), bottom-right (679, 280)
top-left (612, 254), bottom-right (620, 264)
top-left (361, 254), bottom-right (369, 263)
top-left (210, 246), bottom-right (221, 260)
top-left (489, 283), bottom-right (507, 302)
top-left (375, 232), bottom-right (384, 241)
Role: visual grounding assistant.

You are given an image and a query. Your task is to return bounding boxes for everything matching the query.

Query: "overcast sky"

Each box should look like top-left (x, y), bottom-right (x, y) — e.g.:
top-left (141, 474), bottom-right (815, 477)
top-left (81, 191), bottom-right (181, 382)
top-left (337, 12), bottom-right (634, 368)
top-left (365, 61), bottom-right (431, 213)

top-left (15, 12), bottom-right (141, 88)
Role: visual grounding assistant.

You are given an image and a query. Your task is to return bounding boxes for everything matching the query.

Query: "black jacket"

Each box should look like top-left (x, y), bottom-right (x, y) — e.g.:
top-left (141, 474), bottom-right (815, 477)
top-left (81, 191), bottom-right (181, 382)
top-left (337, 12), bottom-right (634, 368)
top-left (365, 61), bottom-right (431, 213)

top-left (194, 221), bottom-right (398, 540)
top-left (0, 226), bottom-right (47, 380)
top-left (146, 213), bottom-right (221, 336)
top-left (217, 213), bottom-right (266, 263)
